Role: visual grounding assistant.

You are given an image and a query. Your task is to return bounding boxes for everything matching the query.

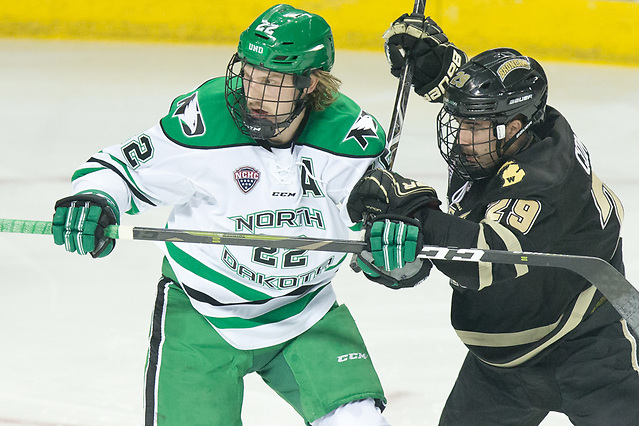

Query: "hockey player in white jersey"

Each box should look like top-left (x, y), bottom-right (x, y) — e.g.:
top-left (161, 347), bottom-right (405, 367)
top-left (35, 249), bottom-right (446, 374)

top-left (51, 4), bottom-right (396, 425)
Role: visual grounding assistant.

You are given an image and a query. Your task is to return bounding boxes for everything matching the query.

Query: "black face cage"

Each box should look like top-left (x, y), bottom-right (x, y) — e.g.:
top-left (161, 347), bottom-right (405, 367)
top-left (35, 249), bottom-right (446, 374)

top-left (437, 108), bottom-right (504, 181)
top-left (224, 54), bottom-right (310, 141)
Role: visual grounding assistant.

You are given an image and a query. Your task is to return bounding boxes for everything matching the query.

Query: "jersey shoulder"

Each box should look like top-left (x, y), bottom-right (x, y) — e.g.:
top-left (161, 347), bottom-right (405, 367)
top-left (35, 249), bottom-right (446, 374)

top-left (298, 93), bottom-right (387, 158)
top-left (489, 106), bottom-right (579, 194)
top-left (160, 77), bottom-right (256, 149)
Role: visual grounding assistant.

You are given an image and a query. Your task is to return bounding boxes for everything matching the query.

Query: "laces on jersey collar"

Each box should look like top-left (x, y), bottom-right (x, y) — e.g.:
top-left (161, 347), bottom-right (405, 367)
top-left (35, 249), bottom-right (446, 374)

top-left (255, 110), bottom-right (310, 152)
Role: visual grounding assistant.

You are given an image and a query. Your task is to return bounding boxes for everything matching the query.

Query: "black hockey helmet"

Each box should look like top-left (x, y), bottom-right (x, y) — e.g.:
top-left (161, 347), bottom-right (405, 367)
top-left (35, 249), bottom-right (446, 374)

top-left (437, 48), bottom-right (548, 180)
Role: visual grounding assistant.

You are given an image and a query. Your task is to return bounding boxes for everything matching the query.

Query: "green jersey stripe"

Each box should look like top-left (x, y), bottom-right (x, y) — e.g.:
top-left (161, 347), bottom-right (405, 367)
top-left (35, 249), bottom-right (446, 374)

top-left (106, 153), bottom-right (153, 202)
top-left (165, 241), bottom-right (271, 301)
top-left (204, 285), bottom-right (328, 329)
top-left (326, 254), bottom-right (347, 271)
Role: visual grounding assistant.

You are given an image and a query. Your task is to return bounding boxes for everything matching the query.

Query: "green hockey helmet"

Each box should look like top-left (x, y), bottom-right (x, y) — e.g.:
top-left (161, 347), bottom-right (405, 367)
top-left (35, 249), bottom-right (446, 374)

top-left (237, 4), bottom-right (335, 74)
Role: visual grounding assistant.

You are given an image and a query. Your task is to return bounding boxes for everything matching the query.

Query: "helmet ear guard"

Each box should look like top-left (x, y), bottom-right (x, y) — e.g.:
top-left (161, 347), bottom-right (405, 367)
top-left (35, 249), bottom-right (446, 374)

top-left (294, 74), bottom-right (312, 90)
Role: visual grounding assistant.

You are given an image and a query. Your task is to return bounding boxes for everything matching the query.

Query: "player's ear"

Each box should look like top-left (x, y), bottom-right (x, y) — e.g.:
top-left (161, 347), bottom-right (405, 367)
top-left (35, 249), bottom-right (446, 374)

top-left (506, 118), bottom-right (524, 139)
top-left (306, 72), bottom-right (319, 94)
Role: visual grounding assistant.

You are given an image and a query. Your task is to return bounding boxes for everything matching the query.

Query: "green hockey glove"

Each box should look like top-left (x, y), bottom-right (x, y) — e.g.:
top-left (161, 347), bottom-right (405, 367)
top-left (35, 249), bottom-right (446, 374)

top-left (369, 215), bottom-right (422, 269)
top-left (347, 168), bottom-right (441, 223)
top-left (383, 13), bottom-right (467, 101)
top-left (52, 193), bottom-right (120, 258)
top-left (355, 214), bottom-right (431, 289)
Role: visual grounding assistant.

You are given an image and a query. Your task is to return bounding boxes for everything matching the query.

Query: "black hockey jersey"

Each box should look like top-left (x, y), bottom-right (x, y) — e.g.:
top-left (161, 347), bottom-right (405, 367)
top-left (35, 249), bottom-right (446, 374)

top-left (418, 106), bottom-right (625, 367)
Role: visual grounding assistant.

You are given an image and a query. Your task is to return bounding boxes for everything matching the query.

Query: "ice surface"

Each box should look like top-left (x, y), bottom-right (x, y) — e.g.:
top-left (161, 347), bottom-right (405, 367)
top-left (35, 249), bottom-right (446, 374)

top-left (1, 39), bottom-right (638, 425)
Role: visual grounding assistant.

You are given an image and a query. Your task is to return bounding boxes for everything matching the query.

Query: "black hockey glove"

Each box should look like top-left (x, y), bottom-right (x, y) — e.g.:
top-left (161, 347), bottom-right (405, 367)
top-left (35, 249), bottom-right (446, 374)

top-left (52, 193), bottom-right (120, 258)
top-left (347, 169), bottom-right (441, 223)
top-left (356, 214), bottom-right (431, 289)
top-left (383, 13), bottom-right (467, 101)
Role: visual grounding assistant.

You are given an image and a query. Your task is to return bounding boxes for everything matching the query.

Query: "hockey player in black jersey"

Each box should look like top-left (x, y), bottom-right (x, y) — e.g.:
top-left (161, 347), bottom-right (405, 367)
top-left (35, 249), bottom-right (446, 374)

top-left (347, 14), bottom-right (639, 426)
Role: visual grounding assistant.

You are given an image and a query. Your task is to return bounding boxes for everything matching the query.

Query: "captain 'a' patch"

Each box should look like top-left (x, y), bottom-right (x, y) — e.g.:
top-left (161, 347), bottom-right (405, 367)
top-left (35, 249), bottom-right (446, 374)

top-left (300, 157), bottom-right (323, 198)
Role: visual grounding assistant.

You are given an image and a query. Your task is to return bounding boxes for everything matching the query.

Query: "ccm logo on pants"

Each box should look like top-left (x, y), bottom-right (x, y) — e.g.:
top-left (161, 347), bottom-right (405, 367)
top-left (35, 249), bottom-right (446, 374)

top-left (337, 353), bottom-right (369, 362)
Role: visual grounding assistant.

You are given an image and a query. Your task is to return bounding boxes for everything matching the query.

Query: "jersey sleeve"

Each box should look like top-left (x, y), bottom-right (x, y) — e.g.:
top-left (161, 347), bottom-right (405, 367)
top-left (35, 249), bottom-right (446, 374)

top-left (419, 202), bottom-right (553, 290)
top-left (70, 123), bottom-right (198, 216)
top-left (70, 79), bottom-right (233, 215)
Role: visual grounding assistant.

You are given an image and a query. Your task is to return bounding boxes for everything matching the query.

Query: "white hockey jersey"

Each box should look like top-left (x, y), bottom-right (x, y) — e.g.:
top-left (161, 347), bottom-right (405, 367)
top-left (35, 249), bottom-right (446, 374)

top-left (71, 77), bottom-right (388, 349)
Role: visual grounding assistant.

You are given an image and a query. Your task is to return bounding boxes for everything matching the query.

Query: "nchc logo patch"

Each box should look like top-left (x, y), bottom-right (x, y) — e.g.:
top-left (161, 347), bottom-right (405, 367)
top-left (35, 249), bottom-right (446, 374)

top-left (234, 166), bottom-right (260, 193)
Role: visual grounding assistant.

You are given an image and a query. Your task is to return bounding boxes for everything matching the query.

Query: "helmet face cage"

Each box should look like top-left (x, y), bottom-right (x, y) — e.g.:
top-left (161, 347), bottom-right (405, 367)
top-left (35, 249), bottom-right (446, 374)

top-left (437, 109), bottom-right (503, 181)
top-left (225, 54), bottom-right (310, 140)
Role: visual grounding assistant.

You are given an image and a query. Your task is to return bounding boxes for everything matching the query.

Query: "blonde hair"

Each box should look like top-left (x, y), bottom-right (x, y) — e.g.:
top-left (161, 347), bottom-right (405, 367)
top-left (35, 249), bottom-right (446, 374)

top-left (307, 70), bottom-right (342, 111)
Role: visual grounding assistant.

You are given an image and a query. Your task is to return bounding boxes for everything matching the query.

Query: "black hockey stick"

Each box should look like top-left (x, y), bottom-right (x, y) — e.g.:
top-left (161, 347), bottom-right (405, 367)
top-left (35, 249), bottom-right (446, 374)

top-left (2, 218), bottom-right (638, 333)
top-left (386, 0), bottom-right (426, 169)
top-left (350, 0), bottom-right (427, 272)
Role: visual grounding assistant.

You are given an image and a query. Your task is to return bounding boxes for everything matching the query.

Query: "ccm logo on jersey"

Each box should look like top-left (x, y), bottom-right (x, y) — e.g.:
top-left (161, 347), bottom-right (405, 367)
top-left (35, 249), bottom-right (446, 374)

top-left (272, 192), bottom-right (296, 197)
top-left (235, 166), bottom-right (260, 193)
top-left (337, 352), bottom-right (369, 363)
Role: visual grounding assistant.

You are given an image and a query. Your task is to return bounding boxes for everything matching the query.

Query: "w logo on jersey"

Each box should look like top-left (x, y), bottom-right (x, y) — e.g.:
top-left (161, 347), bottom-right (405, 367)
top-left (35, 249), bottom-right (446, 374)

top-left (173, 92), bottom-right (205, 137)
top-left (499, 161), bottom-right (526, 187)
top-left (344, 110), bottom-right (377, 149)
top-left (234, 166), bottom-right (260, 193)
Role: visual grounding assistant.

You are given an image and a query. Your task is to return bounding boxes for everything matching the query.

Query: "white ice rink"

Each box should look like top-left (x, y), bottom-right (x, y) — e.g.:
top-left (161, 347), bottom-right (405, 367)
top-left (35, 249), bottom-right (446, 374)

top-left (1, 39), bottom-right (638, 425)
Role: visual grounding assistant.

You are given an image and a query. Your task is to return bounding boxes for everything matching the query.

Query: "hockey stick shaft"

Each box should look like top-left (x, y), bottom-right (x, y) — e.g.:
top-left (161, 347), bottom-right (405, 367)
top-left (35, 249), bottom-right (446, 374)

top-left (350, 0), bottom-right (427, 272)
top-left (3, 217), bottom-right (638, 333)
top-left (386, 0), bottom-right (426, 168)
top-left (0, 219), bottom-right (52, 235)
top-left (0, 219), bottom-right (367, 252)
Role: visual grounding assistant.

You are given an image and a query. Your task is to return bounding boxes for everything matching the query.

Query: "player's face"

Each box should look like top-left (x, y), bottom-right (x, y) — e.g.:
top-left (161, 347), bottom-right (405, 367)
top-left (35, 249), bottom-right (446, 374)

top-left (457, 119), bottom-right (501, 170)
top-left (242, 64), bottom-right (299, 124)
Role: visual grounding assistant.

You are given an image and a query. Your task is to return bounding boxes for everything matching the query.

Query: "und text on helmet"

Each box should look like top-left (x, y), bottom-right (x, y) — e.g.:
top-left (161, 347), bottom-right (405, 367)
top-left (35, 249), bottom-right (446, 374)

top-left (248, 43), bottom-right (264, 54)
